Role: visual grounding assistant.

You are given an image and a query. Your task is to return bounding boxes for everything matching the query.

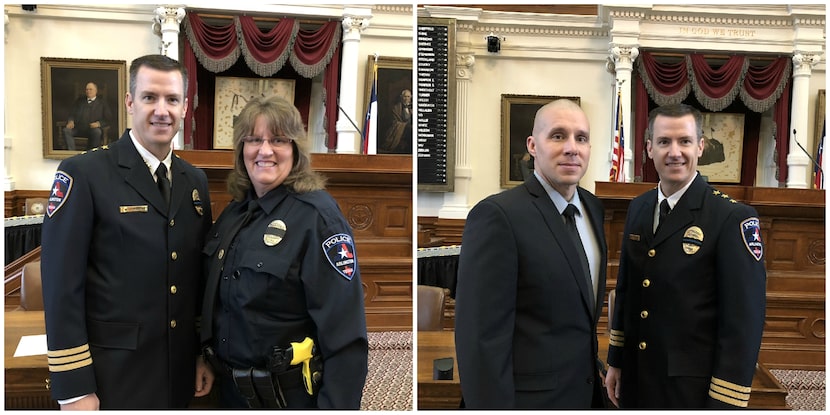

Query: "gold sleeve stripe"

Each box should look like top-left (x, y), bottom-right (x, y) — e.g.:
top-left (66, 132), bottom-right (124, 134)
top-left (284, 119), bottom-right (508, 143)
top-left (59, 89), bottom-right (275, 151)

top-left (711, 377), bottom-right (752, 393)
top-left (47, 344), bottom-right (89, 357)
top-left (709, 388), bottom-right (749, 407)
top-left (48, 350), bottom-right (92, 365)
top-left (49, 357), bottom-right (93, 372)
top-left (710, 383), bottom-right (750, 401)
top-left (47, 344), bottom-right (93, 372)
top-left (609, 331), bottom-right (625, 347)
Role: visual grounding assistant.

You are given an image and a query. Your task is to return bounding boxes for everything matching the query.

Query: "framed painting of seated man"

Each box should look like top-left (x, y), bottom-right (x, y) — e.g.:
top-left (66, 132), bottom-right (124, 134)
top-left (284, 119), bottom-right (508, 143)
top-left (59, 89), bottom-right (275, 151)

top-left (41, 57), bottom-right (126, 160)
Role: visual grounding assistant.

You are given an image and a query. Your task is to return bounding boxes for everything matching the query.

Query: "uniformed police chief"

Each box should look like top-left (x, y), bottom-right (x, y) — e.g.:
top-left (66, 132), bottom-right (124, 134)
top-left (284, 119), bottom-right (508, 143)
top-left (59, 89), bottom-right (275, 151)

top-left (41, 54), bottom-right (214, 409)
top-left (605, 103), bottom-right (766, 408)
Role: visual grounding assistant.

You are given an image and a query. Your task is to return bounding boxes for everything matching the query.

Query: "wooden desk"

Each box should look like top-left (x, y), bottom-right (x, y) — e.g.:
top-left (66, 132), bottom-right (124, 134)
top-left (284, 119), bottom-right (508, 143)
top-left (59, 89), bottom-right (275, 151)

top-left (4, 311), bottom-right (220, 409)
top-left (417, 330), bottom-right (790, 410)
top-left (5, 310), bottom-right (57, 409)
top-left (417, 331), bottom-right (462, 409)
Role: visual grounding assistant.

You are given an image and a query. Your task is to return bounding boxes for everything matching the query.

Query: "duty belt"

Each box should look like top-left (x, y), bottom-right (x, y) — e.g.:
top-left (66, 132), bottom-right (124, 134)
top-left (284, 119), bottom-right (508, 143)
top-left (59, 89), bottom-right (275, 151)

top-left (204, 346), bottom-right (303, 408)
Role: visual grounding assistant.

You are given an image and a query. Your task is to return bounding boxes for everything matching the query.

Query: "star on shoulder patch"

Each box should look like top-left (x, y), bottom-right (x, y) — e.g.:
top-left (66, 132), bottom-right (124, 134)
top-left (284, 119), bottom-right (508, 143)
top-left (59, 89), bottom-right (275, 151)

top-left (47, 171), bottom-right (73, 217)
top-left (322, 233), bottom-right (358, 280)
top-left (740, 217), bottom-right (763, 261)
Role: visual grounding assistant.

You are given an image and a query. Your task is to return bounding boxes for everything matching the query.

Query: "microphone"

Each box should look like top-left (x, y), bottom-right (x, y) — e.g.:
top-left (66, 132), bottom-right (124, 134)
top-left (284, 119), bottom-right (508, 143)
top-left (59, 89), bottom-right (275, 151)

top-left (337, 104), bottom-right (365, 137)
top-left (792, 129), bottom-right (823, 176)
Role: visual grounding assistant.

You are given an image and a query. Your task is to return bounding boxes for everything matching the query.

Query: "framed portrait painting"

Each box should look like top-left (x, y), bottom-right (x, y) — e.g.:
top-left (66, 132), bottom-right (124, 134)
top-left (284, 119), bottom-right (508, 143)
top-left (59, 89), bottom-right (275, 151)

top-left (364, 56), bottom-right (413, 155)
top-left (41, 57), bottom-right (127, 160)
top-left (500, 94), bottom-right (580, 188)
top-left (212, 76), bottom-right (296, 149)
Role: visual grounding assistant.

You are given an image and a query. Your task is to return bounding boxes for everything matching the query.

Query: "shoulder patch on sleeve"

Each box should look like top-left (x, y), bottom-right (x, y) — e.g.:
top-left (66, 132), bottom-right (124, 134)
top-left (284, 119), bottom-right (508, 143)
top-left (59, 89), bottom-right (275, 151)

top-left (322, 233), bottom-right (358, 280)
top-left (740, 217), bottom-right (763, 261)
top-left (47, 171), bottom-right (73, 217)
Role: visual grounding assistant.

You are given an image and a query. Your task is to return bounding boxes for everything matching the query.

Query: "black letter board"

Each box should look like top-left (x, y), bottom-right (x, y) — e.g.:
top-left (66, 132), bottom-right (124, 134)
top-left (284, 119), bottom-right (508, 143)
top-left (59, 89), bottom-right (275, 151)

top-left (417, 18), bottom-right (456, 192)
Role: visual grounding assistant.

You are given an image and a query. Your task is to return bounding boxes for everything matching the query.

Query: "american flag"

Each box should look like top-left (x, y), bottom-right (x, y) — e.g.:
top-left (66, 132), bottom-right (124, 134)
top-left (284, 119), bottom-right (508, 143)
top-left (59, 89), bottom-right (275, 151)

top-left (815, 122), bottom-right (824, 189)
top-left (362, 57), bottom-right (378, 155)
top-left (609, 90), bottom-right (624, 182)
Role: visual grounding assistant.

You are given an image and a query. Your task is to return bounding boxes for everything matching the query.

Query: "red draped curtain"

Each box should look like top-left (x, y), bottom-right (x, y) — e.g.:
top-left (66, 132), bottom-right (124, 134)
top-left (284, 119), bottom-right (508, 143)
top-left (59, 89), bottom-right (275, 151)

top-left (634, 51), bottom-right (791, 185)
top-left (181, 12), bottom-right (341, 151)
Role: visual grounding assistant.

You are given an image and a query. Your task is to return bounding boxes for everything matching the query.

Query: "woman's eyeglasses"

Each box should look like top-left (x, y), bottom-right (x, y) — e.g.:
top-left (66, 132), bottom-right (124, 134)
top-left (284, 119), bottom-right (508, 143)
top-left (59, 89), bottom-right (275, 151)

top-left (241, 136), bottom-right (294, 148)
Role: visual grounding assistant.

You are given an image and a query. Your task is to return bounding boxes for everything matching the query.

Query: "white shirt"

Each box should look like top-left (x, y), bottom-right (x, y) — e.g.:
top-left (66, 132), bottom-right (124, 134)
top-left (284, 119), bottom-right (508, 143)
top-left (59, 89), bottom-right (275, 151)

top-left (654, 172), bottom-right (698, 234)
top-left (130, 130), bottom-right (172, 183)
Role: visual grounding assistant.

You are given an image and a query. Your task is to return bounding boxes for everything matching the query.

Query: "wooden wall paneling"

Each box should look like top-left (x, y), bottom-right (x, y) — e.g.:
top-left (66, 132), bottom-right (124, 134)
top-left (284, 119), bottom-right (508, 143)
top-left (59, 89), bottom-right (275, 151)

top-left (5, 190), bottom-right (51, 218)
top-left (417, 217), bottom-right (466, 247)
top-left (434, 218), bottom-right (464, 246)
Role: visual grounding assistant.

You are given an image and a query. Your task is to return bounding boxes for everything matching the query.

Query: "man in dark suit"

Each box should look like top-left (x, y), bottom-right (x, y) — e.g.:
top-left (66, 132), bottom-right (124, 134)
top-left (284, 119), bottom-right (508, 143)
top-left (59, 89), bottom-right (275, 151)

top-left (62, 81), bottom-right (114, 150)
top-left (605, 103), bottom-right (766, 408)
top-left (455, 99), bottom-right (607, 408)
top-left (41, 55), bottom-right (215, 409)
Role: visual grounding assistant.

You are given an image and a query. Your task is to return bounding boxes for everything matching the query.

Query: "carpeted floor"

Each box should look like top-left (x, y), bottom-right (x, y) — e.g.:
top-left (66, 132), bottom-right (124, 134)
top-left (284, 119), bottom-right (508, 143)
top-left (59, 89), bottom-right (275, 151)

top-left (361, 331), bottom-right (413, 410)
top-left (355, 333), bottom-right (826, 411)
top-left (769, 369), bottom-right (826, 411)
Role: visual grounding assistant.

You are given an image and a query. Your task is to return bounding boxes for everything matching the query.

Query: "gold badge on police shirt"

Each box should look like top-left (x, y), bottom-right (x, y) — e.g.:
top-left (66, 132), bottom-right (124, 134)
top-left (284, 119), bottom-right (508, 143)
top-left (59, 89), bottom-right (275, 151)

top-left (682, 226), bottom-right (704, 255)
top-left (264, 220), bottom-right (287, 246)
top-left (192, 189), bottom-right (204, 216)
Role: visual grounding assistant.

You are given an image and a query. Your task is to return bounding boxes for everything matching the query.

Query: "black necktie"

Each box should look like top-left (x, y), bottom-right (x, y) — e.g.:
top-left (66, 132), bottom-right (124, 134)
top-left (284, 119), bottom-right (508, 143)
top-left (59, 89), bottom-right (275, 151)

top-left (201, 199), bottom-right (260, 342)
top-left (562, 204), bottom-right (594, 310)
top-left (156, 163), bottom-right (171, 209)
top-left (656, 199), bottom-right (671, 233)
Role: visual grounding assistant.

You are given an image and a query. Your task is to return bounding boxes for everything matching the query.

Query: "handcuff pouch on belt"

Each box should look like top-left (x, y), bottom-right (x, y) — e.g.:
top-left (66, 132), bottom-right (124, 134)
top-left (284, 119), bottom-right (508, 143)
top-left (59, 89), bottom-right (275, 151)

top-left (204, 337), bottom-right (322, 409)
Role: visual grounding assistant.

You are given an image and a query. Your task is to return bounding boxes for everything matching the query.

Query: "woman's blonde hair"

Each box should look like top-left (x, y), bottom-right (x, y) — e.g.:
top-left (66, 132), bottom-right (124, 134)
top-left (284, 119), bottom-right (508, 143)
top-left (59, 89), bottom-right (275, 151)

top-left (227, 95), bottom-right (325, 201)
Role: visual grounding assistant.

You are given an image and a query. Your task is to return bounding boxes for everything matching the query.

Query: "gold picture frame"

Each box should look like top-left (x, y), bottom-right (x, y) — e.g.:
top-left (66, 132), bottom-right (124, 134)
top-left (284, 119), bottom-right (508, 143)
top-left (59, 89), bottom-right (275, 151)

top-left (500, 94), bottom-right (580, 188)
top-left (212, 76), bottom-right (296, 149)
top-left (698, 112), bottom-right (745, 183)
top-left (363, 56), bottom-right (413, 155)
top-left (41, 57), bottom-right (127, 160)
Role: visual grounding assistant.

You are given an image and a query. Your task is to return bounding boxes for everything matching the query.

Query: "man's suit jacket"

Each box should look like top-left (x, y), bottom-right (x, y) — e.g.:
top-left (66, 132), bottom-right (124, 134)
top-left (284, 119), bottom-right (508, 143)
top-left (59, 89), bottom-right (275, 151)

top-left (606, 174), bottom-right (766, 408)
top-left (41, 131), bottom-right (213, 408)
top-left (68, 96), bottom-right (113, 130)
top-left (455, 174), bottom-right (607, 408)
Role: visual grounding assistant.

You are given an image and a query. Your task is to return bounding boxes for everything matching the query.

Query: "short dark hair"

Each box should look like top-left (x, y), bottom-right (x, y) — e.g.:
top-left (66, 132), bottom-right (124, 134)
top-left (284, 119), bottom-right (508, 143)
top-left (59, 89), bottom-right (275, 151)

top-left (645, 103), bottom-right (703, 142)
top-left (128, 54), bottom-right (188, 97)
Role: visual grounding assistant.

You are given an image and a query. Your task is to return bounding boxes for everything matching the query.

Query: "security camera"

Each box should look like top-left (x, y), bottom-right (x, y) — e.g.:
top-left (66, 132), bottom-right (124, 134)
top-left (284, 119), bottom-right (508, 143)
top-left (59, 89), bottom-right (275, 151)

top-left (485, 33), bottom-right (502, 53)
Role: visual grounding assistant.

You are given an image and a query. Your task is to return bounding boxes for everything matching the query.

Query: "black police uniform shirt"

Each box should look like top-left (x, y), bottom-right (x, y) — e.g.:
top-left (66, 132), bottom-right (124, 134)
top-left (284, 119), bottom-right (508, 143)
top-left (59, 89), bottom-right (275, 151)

top-left (203, 184), bottom-right (369, 409)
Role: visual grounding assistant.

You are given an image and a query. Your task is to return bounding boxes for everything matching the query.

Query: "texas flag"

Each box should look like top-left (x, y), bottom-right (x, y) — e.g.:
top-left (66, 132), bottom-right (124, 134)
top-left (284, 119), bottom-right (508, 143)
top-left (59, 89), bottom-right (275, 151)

top-left (815, 122), bottom-right (824, 189)
top-left (362, 60), bottom-right (378, 155)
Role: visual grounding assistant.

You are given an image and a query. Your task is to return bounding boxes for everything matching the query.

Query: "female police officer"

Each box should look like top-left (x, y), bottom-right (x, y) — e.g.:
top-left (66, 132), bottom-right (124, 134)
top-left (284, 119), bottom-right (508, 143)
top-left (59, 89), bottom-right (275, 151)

top-left (201, 95), bottom-right (368, 408)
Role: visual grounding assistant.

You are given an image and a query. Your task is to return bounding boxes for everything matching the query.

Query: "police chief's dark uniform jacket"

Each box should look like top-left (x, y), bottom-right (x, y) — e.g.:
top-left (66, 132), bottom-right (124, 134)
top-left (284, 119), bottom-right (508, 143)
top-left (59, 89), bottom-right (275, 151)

top-left (607, 174), bottom-right (766, 408)
top-left (40, 131), bottom-right (213, 408)
top-left (202, 184), bottom-right (369, 409)
top-left (455, 174), bottom-right (607, 408)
